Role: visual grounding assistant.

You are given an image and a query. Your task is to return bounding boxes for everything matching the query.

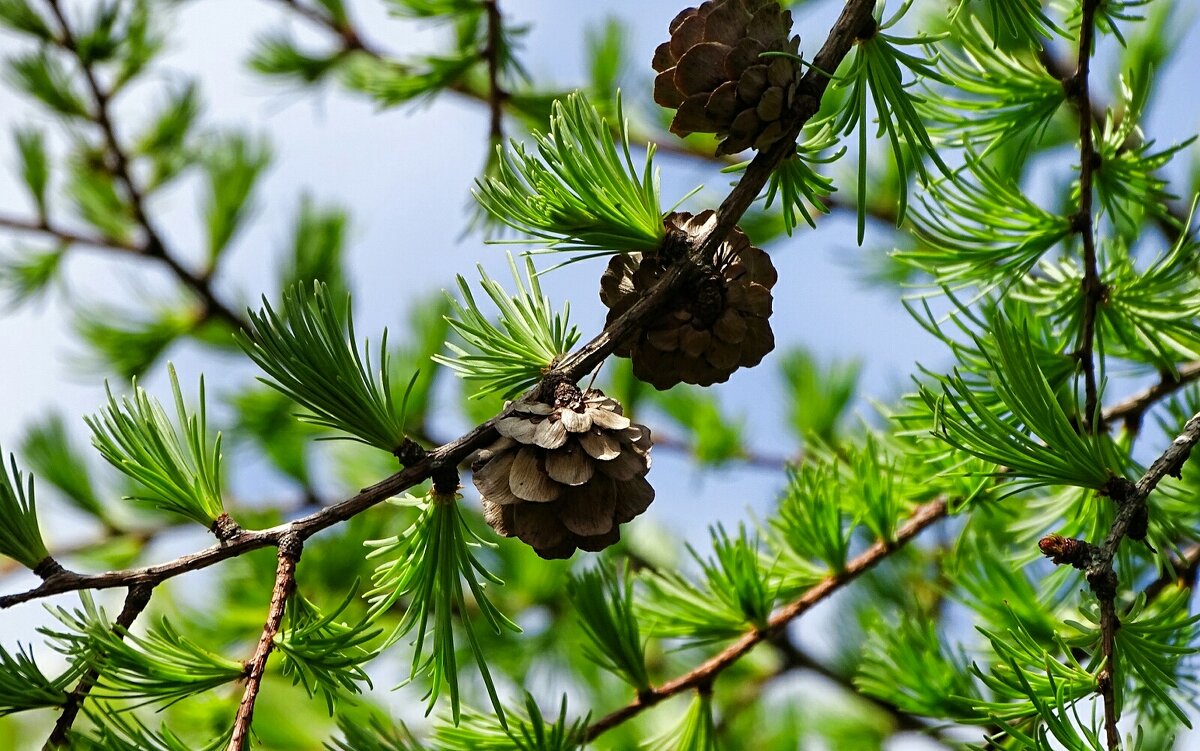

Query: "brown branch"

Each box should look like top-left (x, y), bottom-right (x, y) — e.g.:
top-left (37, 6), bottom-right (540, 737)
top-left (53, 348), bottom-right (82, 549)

top-left (0, 214), bottom-right (140, 253)
top-left (228, 533), bottom-right (303, 751)
top-left (37, 0), bottom-right (248, 332)
top-left (1101, 362), bottom-right (1200, 434)
top-left (1083, 411), bottom-right (1200, 750)
top-left (44, 583), bottom-right (153, 748)
top-left (481, 0), bottom-right (507, 143)
top-left (585, 497), bottom-right (948, 742)
top-left (1066, 0), bottom-right (1103, 433)
top-left (1141, 542), bottom-right (1200, 604)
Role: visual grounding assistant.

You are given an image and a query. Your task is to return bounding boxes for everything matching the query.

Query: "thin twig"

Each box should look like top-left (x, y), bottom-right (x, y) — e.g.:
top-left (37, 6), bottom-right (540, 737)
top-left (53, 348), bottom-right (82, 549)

top-left (38, 0), bottom-right (248, 332)
top-left (1101, 362), bottom-right (1200, 433)
top-left (1086, 411), bottom-right (1200, 750)
top-left (481, 0), bottom-right (506, 143)
top-left (44, 583), bottom-right (153, 748)
top-left (0, 214), bottom-right (140, 253)
top-left (584, 498), bottom-right (948, 741)
top-left (228, 533), bottom-right (303, 751)
top-left (1067, 0), bottom-right (1103, 433)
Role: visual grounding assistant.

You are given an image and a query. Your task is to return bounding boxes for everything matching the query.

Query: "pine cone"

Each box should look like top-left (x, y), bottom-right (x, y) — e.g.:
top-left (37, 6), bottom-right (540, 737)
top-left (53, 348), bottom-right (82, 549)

top-left (652, 0), bottom-right (801, 155)
top-left (600, 210), bottom-right (776, 390)
top-left (472, 383), bottom-right (653, 560)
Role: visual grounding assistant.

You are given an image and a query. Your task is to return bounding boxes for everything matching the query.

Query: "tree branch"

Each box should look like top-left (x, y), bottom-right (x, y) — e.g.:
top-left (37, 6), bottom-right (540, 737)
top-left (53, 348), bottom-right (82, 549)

top-left (481, 0), bottom-right (506, 143)
top-left (38, 0), bottom-right (249, 332)
top-left (228, 533), bottom-right (303, 751)
top-left (1067, 0), bottom-right (1103, 433)
top-left (1101, 362), bottom-right (1200, 433)
top-left (1088, 411), bottom-right (1200, 750)
top-left (0, 214), bottom-right (140, 253)
top-left (584, 497), bottom-right (947, 741)
top-left (44, 583), bottom-right (153, 748)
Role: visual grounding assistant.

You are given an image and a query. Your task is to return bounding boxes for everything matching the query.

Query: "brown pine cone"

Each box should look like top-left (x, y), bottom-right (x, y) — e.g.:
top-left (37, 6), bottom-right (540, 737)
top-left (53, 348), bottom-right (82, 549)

top-left (600, 210), bottom-right (776, 390)
top-left (652, 0), bottom-right (801, 155)
top-left (472, 382), bottom-right (653, 560)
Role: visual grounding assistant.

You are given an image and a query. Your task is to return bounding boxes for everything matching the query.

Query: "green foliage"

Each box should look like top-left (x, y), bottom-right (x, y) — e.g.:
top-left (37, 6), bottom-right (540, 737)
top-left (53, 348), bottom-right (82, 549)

top-left (67, 158), bottom-right (135, 242)
top-left (239, 283), bottom-right (411, 452)
top-left (0, 448), bottom-right (48, 570)
top-left (726, 125), bottom-right (842, 235)
top-left (44, 595), bottom-right (246, 708)
top-left (86, 363), bottom-right (225, 527)
top-left (282, 195), bottom-right (349, 303)
top-left (897, 150), bottom-right (1073, 287)
top-left (922, 18), bottom-right (1064, 163)
top-left (646, 692), bottom-right (718, 751)
top-left (771, 460), bottom-right (852, 581)
top-left (21, 413), bottom-right (107, 521)
top-left (74, 304), bottom-right (196, 380)
top-left (5, 51), bottom-right (89, 118)
top-left (568, 563), bottom-right (648, 691)
top-left (200, 133), bottom-right (271, 264)
top-left (474, 92), bottom-right (666, 255)
top-left (13, 127), bottom-right (48, 217)
top-left (649, 386), bottom-right (744, 466)
top-left (824, 0), bottom-right (951, 242)
top-left (365, 494), bottom-right (519, 724)
top-left (71, 706), bottom-right (231, 751)
top-left (275, 589), bottom-right (381, 714)
top-left (249, 34), bottom-right (345, 84)
top-left (328, 714), bottom-right (425, 751)
top-left (435, 254), bottom-right (579, 400)
top-left (950, 0), bottom-right (1062, 46)
top-left (0, 244), bottom-right (63, 306)
top-left (135, 83), bottom-right (201, 190)
top-left (0, 0), bottom-right (53, 41)
top-left (639, 525), bottom-right (777, 645)
top-left (778, 348), bottom-right (860, 445)
top-left (434, 694), bottom-right (587, 751)
top-left (0, 642), bottom-right (72, 715)
top-left (921, 319), bottom-right (1121, 494)
top-left (856, 615), bottom-right (978, 718)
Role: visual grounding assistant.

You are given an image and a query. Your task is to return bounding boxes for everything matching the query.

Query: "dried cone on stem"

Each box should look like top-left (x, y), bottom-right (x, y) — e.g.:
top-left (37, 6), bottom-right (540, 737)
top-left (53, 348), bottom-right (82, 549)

top-left (601, 210), bottom-right (776, 390)
top-left (473, 382), bottom-right (653, 560)
top-left (653, 0), bottom-right (802, 155)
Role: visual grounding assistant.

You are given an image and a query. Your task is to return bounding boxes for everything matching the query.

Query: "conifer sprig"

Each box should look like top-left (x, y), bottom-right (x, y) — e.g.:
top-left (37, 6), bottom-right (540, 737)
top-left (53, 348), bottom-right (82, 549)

top-left (823, 0), bottom-right (951, 242)
top-left (42, 595), bottom-right (246, 709)
top-left (921, 319), bottom-right (1121, 494)
top-left (238, 282), bottom-right (412, 452)
top-left (0, 448), bottom-right (49, 571)
top-left (0, 642), bottom-right (73, 716)
top-left (86, 364), bottom-right (226, 529)
top-left (365, 494), bottom-right (519, 725)
top-left (568, 564), bottom-right (649, 692)
top-left (473, 91), bottom-right (666, 255)
top-left (435, 254), bottom-right (580, 399)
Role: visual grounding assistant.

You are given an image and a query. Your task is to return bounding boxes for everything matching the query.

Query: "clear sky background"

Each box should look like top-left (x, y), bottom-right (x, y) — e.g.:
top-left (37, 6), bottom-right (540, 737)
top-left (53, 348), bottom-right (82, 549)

top-left (0, 0), bottom-right (1198, 748)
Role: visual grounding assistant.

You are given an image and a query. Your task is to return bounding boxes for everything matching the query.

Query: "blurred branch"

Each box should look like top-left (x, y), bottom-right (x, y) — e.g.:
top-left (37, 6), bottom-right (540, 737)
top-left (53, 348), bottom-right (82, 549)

top-left (585, 497), bottom-right (949, 741)
top-left (0, 214), bottom-right (139, 253)
top-left (1101, 362), bottom-right (1200, 433)
top-left (482, 0), bottom-right (507, 142)
top-left (37, 0), bottom-right (249, 332)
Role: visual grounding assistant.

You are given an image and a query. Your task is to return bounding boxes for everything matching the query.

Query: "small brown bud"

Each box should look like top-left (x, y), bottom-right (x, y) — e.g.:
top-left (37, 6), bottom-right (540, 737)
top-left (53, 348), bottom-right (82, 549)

top-left (1038, 534), bottom-right (1091, 569)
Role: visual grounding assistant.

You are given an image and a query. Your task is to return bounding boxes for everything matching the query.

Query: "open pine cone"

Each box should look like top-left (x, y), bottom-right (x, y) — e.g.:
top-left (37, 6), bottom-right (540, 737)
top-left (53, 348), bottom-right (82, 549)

top-left (652, 0), bottom-right (801, 155)
top-left (600, 210), bottom-right (776, 390)
top-left (472, 383), bottom-right (653, 560)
